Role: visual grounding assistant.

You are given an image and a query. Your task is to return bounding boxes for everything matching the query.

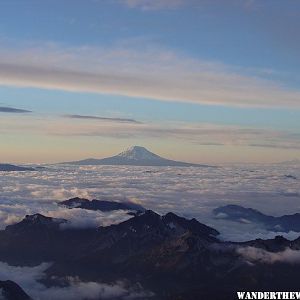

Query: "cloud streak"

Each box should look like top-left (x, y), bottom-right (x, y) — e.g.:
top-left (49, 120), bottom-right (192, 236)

top-left (46, 121), bottom-right (300, 150)
top-left (122, 0), bottom-right (186, 10)
top-left (1, 45), bottom-right (300, 108)
top-left (0, 106), bottom-right (31, 113)
top-left (121, 0), bottom-right (263, 11)
top-left (1, 113), bottom-right (299, 150)
top-left (64, 114), bottom-right (142, 124)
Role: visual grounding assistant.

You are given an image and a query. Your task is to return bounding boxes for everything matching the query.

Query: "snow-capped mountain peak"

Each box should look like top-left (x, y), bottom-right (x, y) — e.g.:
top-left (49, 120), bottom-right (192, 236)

top-left (63, 146), bottom-right (214, 167)
top-left (116, 146), bottom-right (161, 161)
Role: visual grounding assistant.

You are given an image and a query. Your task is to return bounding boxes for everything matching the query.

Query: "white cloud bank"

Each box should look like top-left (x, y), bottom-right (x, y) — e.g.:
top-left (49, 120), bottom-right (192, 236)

top-left (0, 45), bottom-right (300, 108)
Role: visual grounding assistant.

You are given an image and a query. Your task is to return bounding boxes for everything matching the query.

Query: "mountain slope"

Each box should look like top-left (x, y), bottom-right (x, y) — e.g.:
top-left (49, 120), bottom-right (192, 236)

top-left (0, 280), bottom-right (32, 300)
top-left (62, 146), bottom-right (213, 167)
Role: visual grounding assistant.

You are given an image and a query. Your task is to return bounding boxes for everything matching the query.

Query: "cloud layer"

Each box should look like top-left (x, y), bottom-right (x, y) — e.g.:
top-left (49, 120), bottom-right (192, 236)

top-left (1, 45), bottom-right (300, 108)
top-left (0, 162), bottom-right (299, 241)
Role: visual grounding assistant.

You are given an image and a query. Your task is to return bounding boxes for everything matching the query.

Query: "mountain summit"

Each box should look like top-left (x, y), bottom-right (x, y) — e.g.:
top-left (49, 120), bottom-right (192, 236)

top-left (117, 146), bottom-right (162, 161)
top-left (62, 146), bottom-right (213, 167)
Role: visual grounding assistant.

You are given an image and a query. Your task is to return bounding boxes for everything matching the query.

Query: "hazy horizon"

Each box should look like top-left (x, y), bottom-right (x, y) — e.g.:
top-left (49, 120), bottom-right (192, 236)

top-left (1, 144), bottom-right (300, 165)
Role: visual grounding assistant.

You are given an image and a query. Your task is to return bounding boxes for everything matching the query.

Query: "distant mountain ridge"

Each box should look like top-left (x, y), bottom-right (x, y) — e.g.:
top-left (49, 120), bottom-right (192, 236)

top-left (0, 163), bottom-right (35, 172)
top-left (59, 197), bottom-right (145, 212)
top-left (62, 146), bottom-right (213, 167)
top-left (213, 204), bottom-right (300, 232)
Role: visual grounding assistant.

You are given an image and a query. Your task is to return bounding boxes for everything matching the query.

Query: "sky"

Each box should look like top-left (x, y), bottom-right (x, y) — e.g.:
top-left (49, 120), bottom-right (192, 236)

top-left (0, 0), bottom-right (300, 164)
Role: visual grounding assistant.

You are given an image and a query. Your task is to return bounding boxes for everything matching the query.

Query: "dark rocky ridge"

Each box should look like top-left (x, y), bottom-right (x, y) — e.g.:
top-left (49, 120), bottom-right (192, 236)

top-left (1, 211), bottom-right (300, 299)
top-left (59, 197), bottom-right (145, 212)
top-left (0, 280), bottom-right (32, 300)
top-left (5, 213), bottom-right (67, 235)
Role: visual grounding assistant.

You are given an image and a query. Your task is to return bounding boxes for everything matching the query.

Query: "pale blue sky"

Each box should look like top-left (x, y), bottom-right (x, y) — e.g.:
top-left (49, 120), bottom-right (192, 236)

top-left (0, 0), bottom-right (300, 163)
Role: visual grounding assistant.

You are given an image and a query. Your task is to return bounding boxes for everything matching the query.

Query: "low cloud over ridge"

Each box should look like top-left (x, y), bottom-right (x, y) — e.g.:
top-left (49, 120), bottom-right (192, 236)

top-left (0, 262), bottom-right (153, 300)
top-left (237, 247), bottom-right (300, 264)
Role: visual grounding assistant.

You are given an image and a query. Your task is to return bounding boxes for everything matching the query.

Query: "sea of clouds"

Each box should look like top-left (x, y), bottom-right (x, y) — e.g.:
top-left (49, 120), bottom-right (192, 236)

top-left (0, 163), bottom-right (300, 299)
top-left (0, 163), bottom-right (299, 241)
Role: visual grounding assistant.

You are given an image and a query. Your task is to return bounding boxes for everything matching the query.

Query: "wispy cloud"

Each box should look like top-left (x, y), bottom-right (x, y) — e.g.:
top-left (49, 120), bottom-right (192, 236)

top-left (64, 114), bottom-right (142, 124)
top-left (249, 143), bottom-right (300, 150)
top-left (121, 0), bottom-right (250, 10)
top-left (0, 45), bottom-right (300, 108)
top-left (1, 114), bottom-right (299, 150)
top-left (0, 106), bottom-right (32, 113)
top-left (122, 0), bottom-right (186, 10)
top-left (46, 121), bottom-right (300, 150)
top-left (237, 247), bottom-right (300, 264)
